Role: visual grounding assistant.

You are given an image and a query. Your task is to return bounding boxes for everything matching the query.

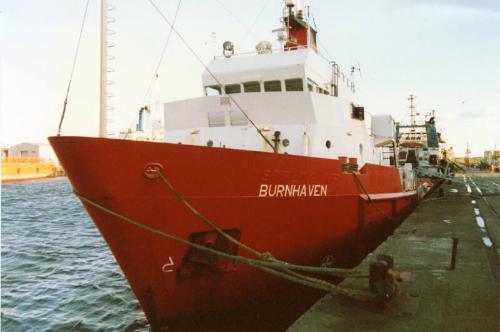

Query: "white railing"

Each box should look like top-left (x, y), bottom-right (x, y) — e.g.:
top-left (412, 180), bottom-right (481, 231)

top-left (214, 45), bottom-right (308, 59)
top-left (331, 62), bottom-right (355, 94)
top-left (213, 46), bottom-right (356, 94)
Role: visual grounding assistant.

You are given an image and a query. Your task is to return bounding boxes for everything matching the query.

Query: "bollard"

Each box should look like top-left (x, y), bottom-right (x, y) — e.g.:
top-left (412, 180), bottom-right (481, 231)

top-left (450, 237), bottom-right (459, 270)
top-left (369, 255), bottom-right (397, 298)
top-left (377, 254), bottom-right (394, 269)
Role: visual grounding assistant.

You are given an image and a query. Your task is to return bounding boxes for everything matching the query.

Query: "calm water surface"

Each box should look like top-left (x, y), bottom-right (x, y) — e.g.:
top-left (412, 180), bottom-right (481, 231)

top-left (1, 177), bottom-right (149, 331)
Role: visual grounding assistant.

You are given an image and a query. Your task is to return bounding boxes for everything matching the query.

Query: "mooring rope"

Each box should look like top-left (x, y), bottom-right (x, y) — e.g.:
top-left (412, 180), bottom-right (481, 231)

top-left (419, 169), bottom-right (498, 192)
top-left (147, 0), bottom-right (277, 152)
top-left (155, 172), bottom-right (369, 277)
top-left (157, 172), bottom-right (264, 259)
top-left (350, 171), bottom-right (400, 222)
top-left (74, 191), bottom-right (378, 301)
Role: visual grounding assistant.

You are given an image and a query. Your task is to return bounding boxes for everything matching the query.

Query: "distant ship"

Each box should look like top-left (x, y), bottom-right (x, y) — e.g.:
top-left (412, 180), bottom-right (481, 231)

top-left (49, 1), bottom-right (419, 329)
top-left (395, 95), bottom-right (454, 190)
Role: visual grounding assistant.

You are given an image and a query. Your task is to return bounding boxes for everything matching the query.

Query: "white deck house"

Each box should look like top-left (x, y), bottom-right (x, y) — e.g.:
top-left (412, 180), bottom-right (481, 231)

top-left (164, 48), bottom-right (395, 167)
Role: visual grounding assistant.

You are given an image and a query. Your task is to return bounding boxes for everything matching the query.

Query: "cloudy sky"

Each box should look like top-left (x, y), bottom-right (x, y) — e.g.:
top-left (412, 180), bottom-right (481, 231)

top-left (1, 0), bottom-right (499, 156)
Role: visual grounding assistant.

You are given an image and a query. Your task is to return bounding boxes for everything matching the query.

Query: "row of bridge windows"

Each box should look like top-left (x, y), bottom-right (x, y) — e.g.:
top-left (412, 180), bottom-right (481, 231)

top-left (205, 78), bottom-right (331, 96)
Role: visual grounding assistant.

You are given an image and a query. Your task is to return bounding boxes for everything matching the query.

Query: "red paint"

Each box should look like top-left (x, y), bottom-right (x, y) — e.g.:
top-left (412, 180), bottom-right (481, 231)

top-left (284, 16), bottom-right (309, 50)
top-left (286, 27), bottom-right (307, 49)
top-left (48, 136), bottom-right (418, 329)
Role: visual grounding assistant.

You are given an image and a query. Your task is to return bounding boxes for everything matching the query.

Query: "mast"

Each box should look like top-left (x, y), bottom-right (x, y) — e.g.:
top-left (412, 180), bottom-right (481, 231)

top-left (408, 94), bottom-right (416, 127)
top-left (408, 94), bottom-right (417, 138)
top-left (465, 142), bottom-right (471, 167)
top-left (99, 0), bottom-right (108, 138)
top-left (283, 0), bottom-right (316, 51)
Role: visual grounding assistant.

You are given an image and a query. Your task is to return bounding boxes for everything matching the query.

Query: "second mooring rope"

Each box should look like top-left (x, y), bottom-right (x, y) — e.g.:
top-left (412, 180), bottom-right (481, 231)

top-left (350, 171), bottom-right (401, 222)
top-left (74, 191), bottom-right (379, 301)
top-left (155, 171), bottom-right (371, 278)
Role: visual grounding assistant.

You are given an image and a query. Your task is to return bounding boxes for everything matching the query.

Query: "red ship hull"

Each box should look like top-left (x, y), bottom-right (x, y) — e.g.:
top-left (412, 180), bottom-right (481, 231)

top-left (49, 136), bottom-right (417, 330)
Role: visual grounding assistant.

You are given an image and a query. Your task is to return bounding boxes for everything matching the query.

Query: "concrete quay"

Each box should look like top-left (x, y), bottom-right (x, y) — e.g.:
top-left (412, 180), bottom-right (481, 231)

top-left (289, 178), bottom-right (500, 331)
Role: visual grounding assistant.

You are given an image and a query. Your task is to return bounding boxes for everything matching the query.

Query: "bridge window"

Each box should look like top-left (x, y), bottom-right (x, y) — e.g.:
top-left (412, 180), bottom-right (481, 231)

top-left (285, 78), bottom-right (304, 91)
top-left (264, 80), bottom-right (282, 92)
top-left (225, 84), bottom-right (241, 94)
top-left (205, 85), bottom-right (222, 96)
top-left (243, 81), bottom-right (261, 93)
top-left (317, 87), bottom-right (329, 95)
top-left (307, 78), bottom-right (318, 92)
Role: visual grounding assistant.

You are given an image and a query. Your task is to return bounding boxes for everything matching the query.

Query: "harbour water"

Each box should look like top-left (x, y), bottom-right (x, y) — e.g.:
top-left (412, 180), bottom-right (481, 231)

top-left (1, 177), bottom-right (149, 331)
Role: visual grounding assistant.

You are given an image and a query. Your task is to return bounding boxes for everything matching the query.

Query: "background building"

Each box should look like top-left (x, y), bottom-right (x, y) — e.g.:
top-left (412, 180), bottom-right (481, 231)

top-left (484, 150), bottom-right (500, 165)
top-left (8, 142), bottom-right (58, 162)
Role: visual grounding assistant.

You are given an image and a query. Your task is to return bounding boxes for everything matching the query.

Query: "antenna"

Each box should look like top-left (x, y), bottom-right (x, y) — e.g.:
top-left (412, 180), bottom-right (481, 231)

top-left (350, 62), bottom-right (362, 77)
top-left (348, 62), bottom-right (361, 93)
top-left (285, 0), bottom-right (294, 43)
top-left (494, 143), bottom-right (498, 166)
top-left (211, 32), bottom-right (216, 59)
top-left (465, 142), bottom-right (471, 167)
top-left (408, 94), bottom-right (417, 128)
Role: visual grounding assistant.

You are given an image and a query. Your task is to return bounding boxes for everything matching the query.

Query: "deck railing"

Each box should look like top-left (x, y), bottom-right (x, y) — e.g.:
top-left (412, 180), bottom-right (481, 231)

top-left (213, 46), bottom-right (357, 94)
top-left (1, 157), bottom-right (55, 165)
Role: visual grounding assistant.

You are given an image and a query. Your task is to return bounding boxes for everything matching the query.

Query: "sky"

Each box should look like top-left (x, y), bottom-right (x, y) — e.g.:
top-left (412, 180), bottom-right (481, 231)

top-left (1, 0), bottom-right (499, 156)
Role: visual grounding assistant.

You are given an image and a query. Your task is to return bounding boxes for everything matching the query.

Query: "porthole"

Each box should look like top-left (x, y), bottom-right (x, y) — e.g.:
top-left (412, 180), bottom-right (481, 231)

top-left (325, 140), bottom-right (332, 149)
top-left (282, 138), bottom-right (290, 147)
top-left (207, 140), bottom-right (214, 147)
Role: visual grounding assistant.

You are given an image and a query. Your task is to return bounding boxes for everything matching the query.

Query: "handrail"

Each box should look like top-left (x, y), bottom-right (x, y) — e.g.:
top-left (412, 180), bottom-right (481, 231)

top-left (213, 45), bottom-right (308, 59)
top-left (211, 45), bottom-right (357, 94)
top-left (1, 157), bottom-right (55, 164)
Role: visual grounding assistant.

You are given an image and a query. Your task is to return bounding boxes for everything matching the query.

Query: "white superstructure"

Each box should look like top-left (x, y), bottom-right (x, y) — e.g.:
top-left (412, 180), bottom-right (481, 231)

top-left (162, 3), bottom-right (395, 167)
